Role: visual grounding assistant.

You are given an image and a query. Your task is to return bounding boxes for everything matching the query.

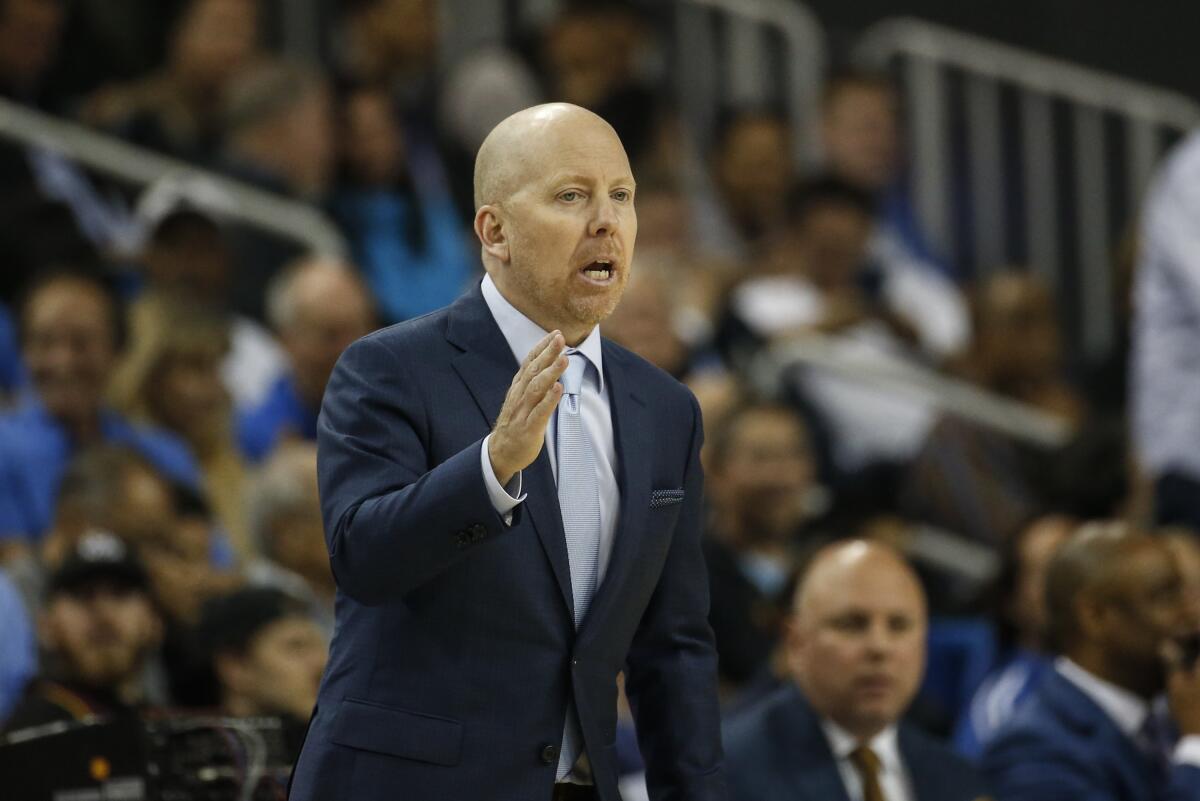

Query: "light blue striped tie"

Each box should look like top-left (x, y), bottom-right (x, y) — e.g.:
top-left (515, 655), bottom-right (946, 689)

top-left (556, 350), bottom-right (601, 780)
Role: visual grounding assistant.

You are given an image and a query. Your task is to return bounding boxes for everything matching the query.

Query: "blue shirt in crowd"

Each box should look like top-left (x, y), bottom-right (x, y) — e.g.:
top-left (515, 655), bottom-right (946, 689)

top-left (235, 374), bottom-right (318, 463)
top-left (0, 303), bottom-right (27, 398)
top-left (0, 568), bottom-right (35, 722)
top-left (953, 648), bottom-right (1052, 759)
top-left (0, 396), bottom-right (202, 542)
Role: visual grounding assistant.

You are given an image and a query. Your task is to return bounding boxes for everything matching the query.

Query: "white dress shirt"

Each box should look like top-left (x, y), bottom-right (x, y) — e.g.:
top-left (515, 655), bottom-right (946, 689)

top-left (819, 718), bottom-right (915, 801)
top-left (1133, 130), bottom-right (1200, 479)
top-left (1055, 657), bottom-right (1200, 767)
top-left (477, 273), bottom-right (621, 588)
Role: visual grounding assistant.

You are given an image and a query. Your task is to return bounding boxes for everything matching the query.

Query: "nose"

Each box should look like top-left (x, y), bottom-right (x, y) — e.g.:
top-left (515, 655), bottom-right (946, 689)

top-left (589, 194), bottom-right (619, 238)
top-left (863, 620), bottom-right (892, 657)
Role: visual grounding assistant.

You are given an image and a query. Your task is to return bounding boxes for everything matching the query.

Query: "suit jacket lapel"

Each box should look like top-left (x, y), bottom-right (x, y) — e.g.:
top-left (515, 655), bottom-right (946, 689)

top-left (1040, 670), bottom-right (1161, 799)
top-left (446, 286), bottom-right (574, 616)
top-left (773, 686), bottom-right (853, 801)
top-left (578, 342), bottom-right (651, 641)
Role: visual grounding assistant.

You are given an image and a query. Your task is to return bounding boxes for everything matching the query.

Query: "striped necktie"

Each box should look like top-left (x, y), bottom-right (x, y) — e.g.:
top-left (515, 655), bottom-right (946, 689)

top-left (555, 350), bottom-right (601, 780)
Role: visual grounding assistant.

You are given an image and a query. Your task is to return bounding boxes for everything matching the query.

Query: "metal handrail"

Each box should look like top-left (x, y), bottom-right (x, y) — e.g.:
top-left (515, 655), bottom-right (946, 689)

top-left (676, 0), bottom-right (826, 165)
top-left (853, 17), bottom-right (1200, 361)
top-left (856, 18), bottom-right (1200, 128)
top-left (752, 332), bottom-right (1074, 449)
top-left (0, 97), bottom-right (348, 257)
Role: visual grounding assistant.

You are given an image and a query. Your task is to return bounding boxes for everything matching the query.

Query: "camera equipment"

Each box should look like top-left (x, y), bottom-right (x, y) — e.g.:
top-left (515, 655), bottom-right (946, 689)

top-left (0, 714), bottom-right (295, 801)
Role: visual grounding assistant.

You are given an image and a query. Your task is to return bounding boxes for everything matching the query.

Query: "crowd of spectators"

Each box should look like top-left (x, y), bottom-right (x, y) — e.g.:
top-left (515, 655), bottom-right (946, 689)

top-left (1, 1), bottom-right (1198, 799)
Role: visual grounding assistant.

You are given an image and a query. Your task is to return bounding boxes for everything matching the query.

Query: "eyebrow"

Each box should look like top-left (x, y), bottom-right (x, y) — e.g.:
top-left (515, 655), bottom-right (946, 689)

top-left (549, 173), bottom-right (636, 188)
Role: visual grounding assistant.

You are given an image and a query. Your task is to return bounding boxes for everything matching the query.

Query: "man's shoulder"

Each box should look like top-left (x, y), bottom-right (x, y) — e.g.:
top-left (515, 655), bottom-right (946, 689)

top-left (602, 338), bottom-right (697, 413)
top-left (350, 309), bottom-right (456, 364)
top-left (897, 719), bottom-right (980, 777)
top-left (981, 669), bottom-right (1105, 765)
top-left (723, 683), bottom-right (813, 752)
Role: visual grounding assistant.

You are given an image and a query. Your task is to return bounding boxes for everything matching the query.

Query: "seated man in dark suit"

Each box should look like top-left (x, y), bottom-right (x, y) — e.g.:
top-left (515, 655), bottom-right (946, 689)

top-left (724, 539), bottom-right (989, 801)
top-left (981, 522), bottom-right (1200, 801)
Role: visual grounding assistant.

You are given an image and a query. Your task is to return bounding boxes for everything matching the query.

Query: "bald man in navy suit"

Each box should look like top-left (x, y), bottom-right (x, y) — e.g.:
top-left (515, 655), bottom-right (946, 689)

top-left (288, 104), bottom-right (725, 801)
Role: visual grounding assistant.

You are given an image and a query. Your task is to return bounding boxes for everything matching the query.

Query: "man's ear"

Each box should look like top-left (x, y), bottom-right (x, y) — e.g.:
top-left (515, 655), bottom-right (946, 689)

top-left (474, 205), bottom-right (510, 264)
top-left (1075, 592), bottom-right (1109, 642)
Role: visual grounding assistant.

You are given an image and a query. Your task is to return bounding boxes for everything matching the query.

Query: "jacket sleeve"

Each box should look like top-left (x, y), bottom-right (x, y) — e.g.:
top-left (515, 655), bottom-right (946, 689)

top-left (624, 393), bottom-right (727, 801)
top-left (317, 334), bottom-right (511, 605)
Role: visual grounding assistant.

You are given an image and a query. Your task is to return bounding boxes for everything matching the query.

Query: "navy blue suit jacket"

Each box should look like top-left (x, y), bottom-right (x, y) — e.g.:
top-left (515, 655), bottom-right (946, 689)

top-left (981, 668), bottom-right (1200, 801)
top-left (723, 683), bottom-right (987, 801)
top-left (288, 286), bottom-right (725, 801)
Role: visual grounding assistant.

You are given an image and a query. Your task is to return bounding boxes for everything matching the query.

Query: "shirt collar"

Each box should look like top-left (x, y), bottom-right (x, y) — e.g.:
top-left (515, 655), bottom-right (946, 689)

top-left (819, 716), bottom-right (903, 777)
top-left (480, 274), bottom-right (604, 392)
top-left (1055, 657), bottom-right (1151, 739)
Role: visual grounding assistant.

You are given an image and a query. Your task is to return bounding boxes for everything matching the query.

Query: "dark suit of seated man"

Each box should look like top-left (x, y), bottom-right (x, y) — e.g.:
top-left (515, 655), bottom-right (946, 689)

top-left (981, 522), bottom-right (1200, 801)
top-left (723, 540), bottom-right (989, 801)
top-left (287, 103), bottom-right (725, 801)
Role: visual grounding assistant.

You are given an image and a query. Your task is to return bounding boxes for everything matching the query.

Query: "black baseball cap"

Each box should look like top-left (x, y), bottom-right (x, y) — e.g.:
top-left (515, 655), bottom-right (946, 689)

top-left (47, 530), bottom-right (151, 597)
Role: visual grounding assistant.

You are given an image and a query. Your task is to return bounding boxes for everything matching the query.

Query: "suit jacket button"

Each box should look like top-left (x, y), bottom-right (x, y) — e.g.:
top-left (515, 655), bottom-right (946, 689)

top-left (540, 744), bottom-right (559, 765)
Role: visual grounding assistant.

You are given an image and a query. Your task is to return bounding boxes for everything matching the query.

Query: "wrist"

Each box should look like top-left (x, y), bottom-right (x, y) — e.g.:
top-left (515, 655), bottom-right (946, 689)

top-left (488, 440), bottom-right (515, 486)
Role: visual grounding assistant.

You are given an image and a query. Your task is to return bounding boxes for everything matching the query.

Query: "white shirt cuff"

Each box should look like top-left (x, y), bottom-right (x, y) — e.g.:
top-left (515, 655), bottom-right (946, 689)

top-left (481, 434), bottom-right (525, 525)
top-left (1174, 735), bottom-right (1200, 767)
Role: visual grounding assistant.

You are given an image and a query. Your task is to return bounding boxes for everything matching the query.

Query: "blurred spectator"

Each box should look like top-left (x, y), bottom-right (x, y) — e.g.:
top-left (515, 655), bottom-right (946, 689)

top-left (331, 83), bottom-right (474, 324)
top-left (245, 443), bottom-right (334, 634)
top-left (693, 109), bottom-right (795, 263)
top-left (0, 271), bottom-right (200, 553)
top-left (822, 73), bottom-right (941, 268)
top-left (0, 0), bottom-right (65, 106)
top-left (337, 0), bottom-right (438, 115)
top-left (0, 566), bottom-right (36, 723)
top-left (602, 270), bottom-right (696, 380)
top-left (981, 522), bottom-right (1200, 800)
top-left (965, 271), bottom-right (1084, 422)
top-left (820, 71), bottom-right (969, 358)
top-left (540, 0), bottom-right (658, 167)
top-left (900, 270), bottom-right (1084, 547)
top-left (954, 514), bottom-right (1074, 758)
top-left (218, 61), bottom-right (336, 320)
top-left (623, 175), bottom-right (734, 348)
top-left (111, 301), bottom-right (253, 561)
top-left (703, 402), bottom-right (825, 690)
top-left (122, 196), bottom-right (287, 410)
top-left (0, 0), bottom-right (139, 259)
top-left (723, 540), bottom-right (988, 801)
top-left (199, 587), bottom-right (326, 754)
top-left (82, 0), bottom-right (262, 161)
top-left (236, 259), bottom-right (375, 463)
top-left (220, 60), bottom-right (334, 201)
top-left (1132, 131), bottom-right (1200, 531)
top-left (725, 177), bottom-right (937, 473)
top-left (2, 530), bottom-right (162, 734)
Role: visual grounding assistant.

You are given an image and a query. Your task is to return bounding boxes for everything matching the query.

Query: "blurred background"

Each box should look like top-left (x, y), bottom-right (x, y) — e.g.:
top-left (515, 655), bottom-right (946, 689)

top-left (1, 0), bottom-right (1198, 798)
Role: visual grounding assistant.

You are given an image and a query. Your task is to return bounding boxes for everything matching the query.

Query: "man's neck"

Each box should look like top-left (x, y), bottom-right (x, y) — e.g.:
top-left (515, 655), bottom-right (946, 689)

top-left (1068, 651), bottom-right (1156, 700)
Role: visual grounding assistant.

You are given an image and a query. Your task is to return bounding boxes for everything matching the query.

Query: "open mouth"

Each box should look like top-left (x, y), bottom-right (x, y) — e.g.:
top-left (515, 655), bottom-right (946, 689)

top-left (579, 259), bottom-right (616, 284)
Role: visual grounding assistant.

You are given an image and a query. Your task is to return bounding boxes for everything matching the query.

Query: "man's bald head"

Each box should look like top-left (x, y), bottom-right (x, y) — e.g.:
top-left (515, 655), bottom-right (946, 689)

top-left (787, 539), bottom-right (927, 740)
top-left (473, 102), bottom-right (621, 210)
top-left (793, 540), bottom-right (925, 624)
